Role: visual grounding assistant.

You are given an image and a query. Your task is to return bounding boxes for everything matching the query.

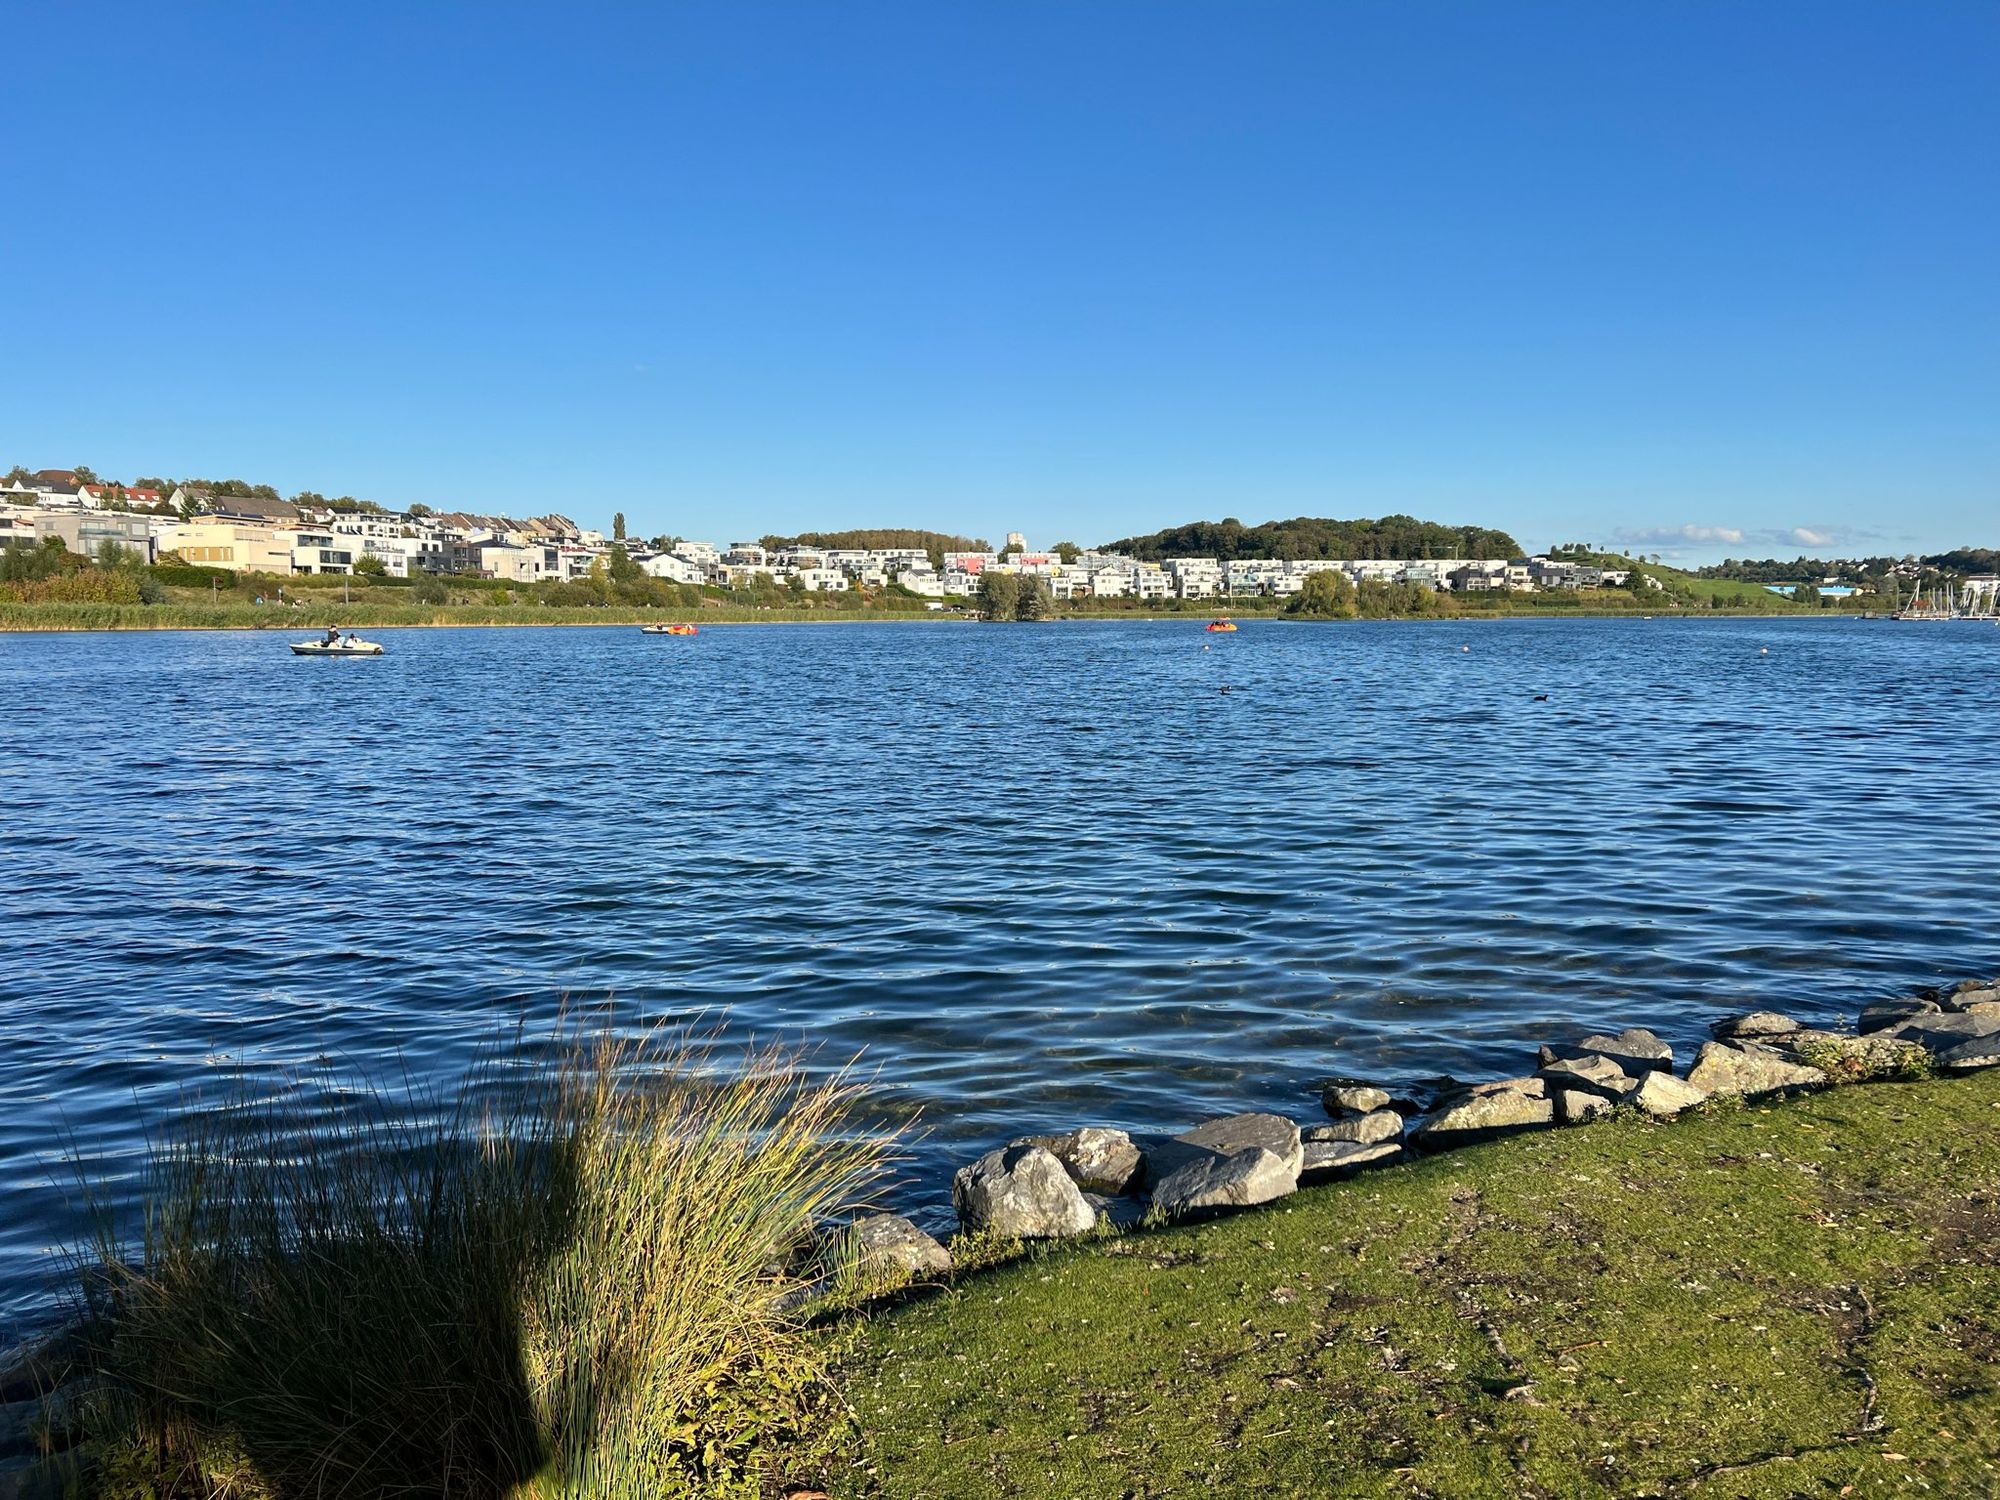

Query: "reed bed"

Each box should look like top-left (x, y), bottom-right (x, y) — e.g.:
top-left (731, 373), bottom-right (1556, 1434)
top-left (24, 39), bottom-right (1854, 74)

top-left (69, 1030), bottom-right (897, 1499)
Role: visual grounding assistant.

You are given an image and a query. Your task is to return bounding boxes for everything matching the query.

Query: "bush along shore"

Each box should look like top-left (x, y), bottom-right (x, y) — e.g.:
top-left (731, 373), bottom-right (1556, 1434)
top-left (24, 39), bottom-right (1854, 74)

top-left (3, 980), bottom-right (1997, 1498)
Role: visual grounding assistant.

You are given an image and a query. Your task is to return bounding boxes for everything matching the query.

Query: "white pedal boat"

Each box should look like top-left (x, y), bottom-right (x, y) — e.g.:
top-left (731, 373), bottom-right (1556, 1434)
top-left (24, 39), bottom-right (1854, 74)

top-left (291, 637), bottom-right (385, 656)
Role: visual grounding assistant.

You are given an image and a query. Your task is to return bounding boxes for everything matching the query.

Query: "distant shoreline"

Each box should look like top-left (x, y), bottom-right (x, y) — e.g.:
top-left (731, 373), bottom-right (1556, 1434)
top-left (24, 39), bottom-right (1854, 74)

top-left (0, 607), bottom-right (1868, 634)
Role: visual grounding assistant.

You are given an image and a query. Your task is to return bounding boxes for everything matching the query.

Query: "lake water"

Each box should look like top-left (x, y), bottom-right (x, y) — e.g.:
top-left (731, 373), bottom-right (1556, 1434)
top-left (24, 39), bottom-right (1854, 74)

top-left (4, 617), bottom-right (1998, 1336)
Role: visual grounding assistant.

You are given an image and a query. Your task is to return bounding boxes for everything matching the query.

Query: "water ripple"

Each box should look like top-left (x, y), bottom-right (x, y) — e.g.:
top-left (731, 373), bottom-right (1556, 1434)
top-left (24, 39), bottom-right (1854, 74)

top-left (2, 617), bottom-right (1998, 1334)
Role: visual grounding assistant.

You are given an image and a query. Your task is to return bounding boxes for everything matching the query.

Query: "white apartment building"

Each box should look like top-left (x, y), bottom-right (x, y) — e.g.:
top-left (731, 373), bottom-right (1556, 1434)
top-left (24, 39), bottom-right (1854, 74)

top-left (641, 552), bottom-right (707, 585)
top-left (1167, 558), bottom-right (1224, 598)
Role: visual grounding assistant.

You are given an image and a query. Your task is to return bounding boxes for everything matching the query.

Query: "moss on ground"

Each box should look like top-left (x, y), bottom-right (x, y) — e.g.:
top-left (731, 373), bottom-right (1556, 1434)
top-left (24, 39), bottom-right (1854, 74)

top-left (844, 1072), bottom-right (2000, 1498)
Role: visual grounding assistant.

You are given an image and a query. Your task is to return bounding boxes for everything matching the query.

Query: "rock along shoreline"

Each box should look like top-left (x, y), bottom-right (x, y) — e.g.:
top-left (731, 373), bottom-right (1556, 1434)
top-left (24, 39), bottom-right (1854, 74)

top-left (839, 974), bottom-right (2000, 1284)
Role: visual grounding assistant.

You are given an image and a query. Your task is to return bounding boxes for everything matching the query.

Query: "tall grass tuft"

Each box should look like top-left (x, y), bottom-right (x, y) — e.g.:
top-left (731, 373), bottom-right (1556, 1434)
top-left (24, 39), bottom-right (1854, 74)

top-left (71, 1029), bottom-right (896, 1498)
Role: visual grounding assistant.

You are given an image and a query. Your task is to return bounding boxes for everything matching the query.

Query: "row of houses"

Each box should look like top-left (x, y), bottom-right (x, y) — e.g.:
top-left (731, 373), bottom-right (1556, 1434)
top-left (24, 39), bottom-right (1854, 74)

top-left (1, 479), bottom-right (615, 581)
top-left (4, 473), bottom-right (1634, 598)
top-left (2, 501), bottom-right (1636, 601)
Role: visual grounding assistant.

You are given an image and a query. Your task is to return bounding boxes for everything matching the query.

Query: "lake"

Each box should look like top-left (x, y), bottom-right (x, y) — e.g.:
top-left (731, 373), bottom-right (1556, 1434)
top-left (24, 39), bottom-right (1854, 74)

top-left (3, 616), bottom-right (1998, 1336)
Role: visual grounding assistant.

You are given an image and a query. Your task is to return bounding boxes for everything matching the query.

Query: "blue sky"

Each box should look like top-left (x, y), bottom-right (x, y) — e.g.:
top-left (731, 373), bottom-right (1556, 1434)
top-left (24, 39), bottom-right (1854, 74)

top-left (4, 3), bottom-right (1995, 560)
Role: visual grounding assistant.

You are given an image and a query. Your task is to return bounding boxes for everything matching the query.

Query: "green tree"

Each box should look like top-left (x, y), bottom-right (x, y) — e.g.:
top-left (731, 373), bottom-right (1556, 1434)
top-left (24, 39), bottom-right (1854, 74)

top-left (607, 544), bottom-right (641, 584)
top-left (94, 539), bottom-right (142, 570)
top-left (977, 571), bottom-right (1022, 621)
top-left (410, 572), bottom-right (449, 604)
top-left (1287, 569), bottom-right (1358, 618)
top-left (408, 503), bottom-right (434, 518)
top-left (1052, 541), bottom-right (1081, 564)
top-left (1016, 576), bottom-right (1054, 621)
top-left (613, 512), bottom-right (627, 541)
top-left (74, 465), bottom-right (99, 484)
top-left (1793, 581), bottom-right (1818, 607)
top-left (352, 554), bottom-right (388, 577)
top-left (3, 466), bottom-right (31, 486)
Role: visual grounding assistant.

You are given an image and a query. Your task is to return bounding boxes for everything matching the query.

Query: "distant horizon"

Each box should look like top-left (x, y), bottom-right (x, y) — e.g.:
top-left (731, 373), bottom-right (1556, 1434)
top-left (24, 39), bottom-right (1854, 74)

top-left (5, 3), bottom-right (1994, 564)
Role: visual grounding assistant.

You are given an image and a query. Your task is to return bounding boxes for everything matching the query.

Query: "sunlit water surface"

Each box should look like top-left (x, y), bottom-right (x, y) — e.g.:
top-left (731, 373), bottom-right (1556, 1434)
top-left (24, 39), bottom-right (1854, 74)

top-left (4, 617), bottom-right (1998, 1335)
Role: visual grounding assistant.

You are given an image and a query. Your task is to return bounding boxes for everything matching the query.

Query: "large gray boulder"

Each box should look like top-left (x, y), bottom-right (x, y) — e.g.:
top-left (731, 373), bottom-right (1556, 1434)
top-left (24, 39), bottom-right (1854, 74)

top-left (1935, 1032), bottom-right (2000, 1072)
top-left (849, 1213), bottom-right (952, 1280)
top-left (1883, 1009), bottom-right (2000, 1070)
top-left (1171, 1113), bottom-right (1304, 1179)
top-left (1012, 1126), bottom-right (1144, 1195)
top-left (1298, 1139), bottom-right (1402, 1183)
top-left (1859, 997), bottom-right (1937, 1034)
top-left (953, 1144), bottom-right (1097, 1239)
top-left (1686, 1040), bottom-right (1826, 1098)
top-left (1540, 1027), bottom-right (1673, 1076)
top-left (1536, 1053), bottom-right (1636, 1100)
top-left (1322, 1084), bottom-right (1392, 1117)
top-left (1151, 1146), bottom-right (1296, 1217)
top-left (1082, 1191), bottom-right (1148, 1230)
top-left (1304, 1109), bottom-right (1402, 1146)
top-left (1943, 980), bottom-right (2000, 1009)
top-left (1629, 1071), bottom-right (1708, 1117)
top-left (1553, 1088), bottom-right (1614, 1125)
top-left (1711, 1010), bottom-right (1800, 1041)
top-left (1412, 1078), bottom-right (1554, 1147)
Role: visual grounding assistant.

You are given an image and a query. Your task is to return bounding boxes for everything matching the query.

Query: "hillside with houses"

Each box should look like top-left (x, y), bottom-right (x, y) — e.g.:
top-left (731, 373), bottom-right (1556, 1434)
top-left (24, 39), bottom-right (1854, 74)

top-left (2, 468), bottom-right (1648, 604)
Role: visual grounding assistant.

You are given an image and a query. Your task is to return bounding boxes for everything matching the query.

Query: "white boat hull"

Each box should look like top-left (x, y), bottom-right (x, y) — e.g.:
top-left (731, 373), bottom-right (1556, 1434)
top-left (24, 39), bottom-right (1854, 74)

top-left (291, 641), bottom-right (385, 656)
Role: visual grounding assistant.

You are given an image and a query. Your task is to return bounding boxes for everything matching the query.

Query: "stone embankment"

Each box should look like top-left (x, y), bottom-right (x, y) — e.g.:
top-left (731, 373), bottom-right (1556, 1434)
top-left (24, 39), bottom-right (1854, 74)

top-left (842, 975), bottom-right (2000, 1284)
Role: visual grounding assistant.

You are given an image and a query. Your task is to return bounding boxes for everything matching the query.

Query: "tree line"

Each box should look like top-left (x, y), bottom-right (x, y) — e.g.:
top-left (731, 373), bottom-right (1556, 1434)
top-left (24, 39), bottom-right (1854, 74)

top-left (759, 529), bottom-right (992, 569)
top-left (1104, 514), bottom-right (1523, 563)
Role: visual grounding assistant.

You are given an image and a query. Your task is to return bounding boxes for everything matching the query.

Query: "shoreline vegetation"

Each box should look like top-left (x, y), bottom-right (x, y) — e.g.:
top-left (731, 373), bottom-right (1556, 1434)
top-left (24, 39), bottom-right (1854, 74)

top-left (0, 580), bottom-right (1872, 636)
top-left (0, 605), bottom-right (1867, 632)
top-left (3, 978), bottom-right (1997, 1497)
top-left (0, 527), bottom-right (1895, 634)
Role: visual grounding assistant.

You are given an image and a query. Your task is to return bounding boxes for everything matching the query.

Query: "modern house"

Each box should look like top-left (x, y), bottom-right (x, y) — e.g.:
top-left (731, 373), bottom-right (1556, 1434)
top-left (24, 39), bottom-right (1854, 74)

top-left (31, 510), bottom-right (157, 562)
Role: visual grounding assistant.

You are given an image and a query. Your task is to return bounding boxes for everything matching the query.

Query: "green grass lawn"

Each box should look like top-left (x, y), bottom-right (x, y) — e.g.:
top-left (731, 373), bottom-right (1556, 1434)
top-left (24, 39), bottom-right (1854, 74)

top-left (1646, 565), bottom-right (1807, 611)
top-left (843, 1071), bottom-right (2000, 1498)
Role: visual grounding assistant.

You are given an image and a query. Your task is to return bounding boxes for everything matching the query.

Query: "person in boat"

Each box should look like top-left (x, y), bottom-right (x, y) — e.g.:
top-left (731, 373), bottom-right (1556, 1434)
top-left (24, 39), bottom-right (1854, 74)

top-left (323, 627), bottom-right (340, 646)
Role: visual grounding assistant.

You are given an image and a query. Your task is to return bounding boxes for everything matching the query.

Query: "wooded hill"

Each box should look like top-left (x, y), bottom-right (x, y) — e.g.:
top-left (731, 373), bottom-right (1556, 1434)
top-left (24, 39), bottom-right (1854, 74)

top-left (1102, 514), bottom-right (1522, 563)
top-left (758, 529), bottom-right (989, 559)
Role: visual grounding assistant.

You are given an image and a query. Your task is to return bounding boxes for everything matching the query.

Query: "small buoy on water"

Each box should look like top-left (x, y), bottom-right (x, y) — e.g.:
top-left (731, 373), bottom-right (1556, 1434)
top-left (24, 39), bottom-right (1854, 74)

top-left (1759, 647), bottom-right (1769, 655)
top-left (1461, 645), bottom-right (1470, 653)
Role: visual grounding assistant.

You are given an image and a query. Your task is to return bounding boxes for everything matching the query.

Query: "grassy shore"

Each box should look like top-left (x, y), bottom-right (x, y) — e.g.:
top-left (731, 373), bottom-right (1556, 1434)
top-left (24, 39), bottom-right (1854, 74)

top-left (845, 1070), bottom-right (2000, 1498)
